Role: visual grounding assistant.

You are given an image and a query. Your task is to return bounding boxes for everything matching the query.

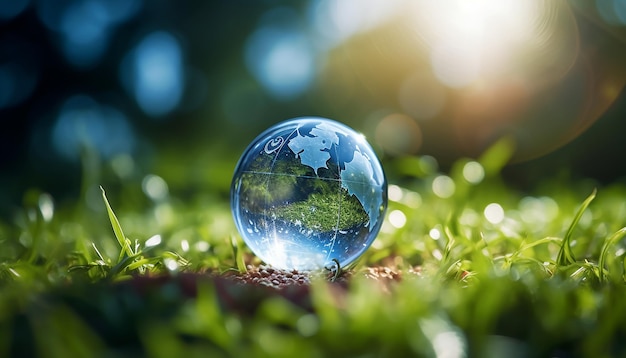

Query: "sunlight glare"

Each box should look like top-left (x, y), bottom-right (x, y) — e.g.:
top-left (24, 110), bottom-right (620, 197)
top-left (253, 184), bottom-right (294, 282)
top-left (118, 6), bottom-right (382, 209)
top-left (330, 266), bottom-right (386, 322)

top-left (412, 0), bottom-right (540, 87)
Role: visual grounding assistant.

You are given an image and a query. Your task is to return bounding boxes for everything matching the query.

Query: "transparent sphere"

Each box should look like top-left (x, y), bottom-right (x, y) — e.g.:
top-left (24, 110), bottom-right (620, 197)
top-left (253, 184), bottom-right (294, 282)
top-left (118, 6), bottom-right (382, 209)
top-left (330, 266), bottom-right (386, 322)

top-left (231, 117), bottom-right (388, 271)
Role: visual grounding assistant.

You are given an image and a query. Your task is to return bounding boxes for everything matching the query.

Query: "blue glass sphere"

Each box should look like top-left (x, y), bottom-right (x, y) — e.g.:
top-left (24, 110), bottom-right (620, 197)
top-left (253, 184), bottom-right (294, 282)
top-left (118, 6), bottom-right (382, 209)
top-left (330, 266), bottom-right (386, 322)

top-left (231, 117), bottom-right (388, 271)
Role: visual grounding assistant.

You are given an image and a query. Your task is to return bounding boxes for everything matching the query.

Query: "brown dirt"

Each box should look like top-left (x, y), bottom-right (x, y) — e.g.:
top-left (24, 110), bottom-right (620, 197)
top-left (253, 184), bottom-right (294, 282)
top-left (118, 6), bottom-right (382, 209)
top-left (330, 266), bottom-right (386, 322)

top-left (119, 265), bottom-right (421, 314)
top-left (223, 264), bottom-right (418, 288)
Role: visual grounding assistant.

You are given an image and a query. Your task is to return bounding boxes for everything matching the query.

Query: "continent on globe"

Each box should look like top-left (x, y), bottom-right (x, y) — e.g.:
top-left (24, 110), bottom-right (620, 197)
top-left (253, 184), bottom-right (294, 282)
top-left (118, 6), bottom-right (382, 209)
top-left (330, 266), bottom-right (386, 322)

top-left (286, 122), bottom-right (382, 231)
top-left (287, 123), bottom-right (339, 175)
top-left (340, 149), bottom-right (383, 231)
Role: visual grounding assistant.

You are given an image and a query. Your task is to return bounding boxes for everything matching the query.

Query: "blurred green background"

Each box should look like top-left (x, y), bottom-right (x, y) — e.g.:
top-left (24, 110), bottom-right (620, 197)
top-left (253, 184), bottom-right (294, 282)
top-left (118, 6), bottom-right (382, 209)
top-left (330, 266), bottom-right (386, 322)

top-left (1, 0), bottom-right (626, 217)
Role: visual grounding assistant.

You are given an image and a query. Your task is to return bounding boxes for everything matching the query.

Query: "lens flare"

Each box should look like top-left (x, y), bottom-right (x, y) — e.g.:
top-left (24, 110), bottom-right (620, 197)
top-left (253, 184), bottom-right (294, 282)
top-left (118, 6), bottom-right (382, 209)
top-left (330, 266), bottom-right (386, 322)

top-left (317, 0), bottom-right (626, 163)
top-left (410, 0), bottom-right (579, 87)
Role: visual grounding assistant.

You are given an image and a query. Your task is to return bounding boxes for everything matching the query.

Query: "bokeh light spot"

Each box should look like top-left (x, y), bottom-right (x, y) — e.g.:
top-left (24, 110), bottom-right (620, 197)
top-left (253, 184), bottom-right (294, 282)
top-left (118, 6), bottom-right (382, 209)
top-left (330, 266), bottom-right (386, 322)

top-left (462, 161), bottom-right (485, 184)
top-left (245, 23), bottom-right (316, 100)
top-left (388, 210), bottom-right (407, 229)
top-left (60, 0), bottom-right (109, 67)
top-left (308, 0), bottom-right (400, 49)
top-left (432, 175), bottom-right (455, 198)
top-left (484, 203), bottom-right (505, 224)
top-left (61, 1), bottom-right (108, 46)
top-left (296, 314), bottom-right (319, 337)
top-left (164, 258), bottom-right (178, 272)
top-left (195, 241), bottom-right (210, 252)
top-left (388, 184), bottom-right (403, 202)
top-left (403, 191), bottom-right (422, 208)
top-left (459, 208), bottom-right (479, 226)
top-left (429, 227), bottom-right (441, 240)
top-left (142, 174), bottom-right (169, 201)
top-left (519, 196), bottom-right (559, 224)
top-left (420, 316), bottom-right (467, 358)
top-left (145, 234), bottom-right (162, 247)
top-left (420, 155), bottom-right (439, 175)
top-left (98, 0), bottom-right (142, 23)
top-left (128, 31), bottom-right (184, 117)
top-left (375, 113), bottom-right (422, 156)
top-left (37, 0), bottom-right (141, 67)
top-left (38, 193), bottom-right (54, 223)
top-left (110, 154), bottom-right (135, 179)
top-left (37, 0), bottom-right (141, 31)
top-left (51, 95), bottom-right (135, 161)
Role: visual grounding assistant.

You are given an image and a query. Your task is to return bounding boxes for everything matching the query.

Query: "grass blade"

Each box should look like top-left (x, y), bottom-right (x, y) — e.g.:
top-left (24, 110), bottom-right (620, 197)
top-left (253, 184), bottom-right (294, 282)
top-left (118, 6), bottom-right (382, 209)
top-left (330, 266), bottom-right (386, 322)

top-left (598, 227), bottom-right (626, 282)
top-left (108, 251), bottom-right (145, 277)
top-left (556, 189), bottom-right (597, 266)
top-left (100, 186), bottom-right (133, 258)
top-left (231, 235), bottom-right (247, 273)
top-left (442, 225), bottom-right (456, 263)
top-left (518, 237), bottom-right (562, 252)
top-left (478, 136), bottom-right (515, 176)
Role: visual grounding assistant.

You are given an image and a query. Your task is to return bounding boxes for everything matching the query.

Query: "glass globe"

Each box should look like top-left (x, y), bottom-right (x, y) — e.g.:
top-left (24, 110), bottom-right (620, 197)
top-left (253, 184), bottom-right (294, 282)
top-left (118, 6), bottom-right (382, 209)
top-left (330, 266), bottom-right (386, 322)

top-left (231, 117), bottom-right (388, 271)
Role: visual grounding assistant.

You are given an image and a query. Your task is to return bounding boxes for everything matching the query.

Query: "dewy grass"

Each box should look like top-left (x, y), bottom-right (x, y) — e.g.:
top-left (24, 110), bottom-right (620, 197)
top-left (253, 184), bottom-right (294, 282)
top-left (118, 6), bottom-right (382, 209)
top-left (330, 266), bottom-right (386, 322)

top-left (3, 143), bottom-right (626, 356)
top-left (66, 187), bottom-right (189, 281)
top-left (231, 235), bottom-right (248, 274)
top-left (100, 186), bottom-right (134, 260)
top-left (556, 188), bottom-right (596, 267)
top-left (598, 226), bottom-right (626, 283)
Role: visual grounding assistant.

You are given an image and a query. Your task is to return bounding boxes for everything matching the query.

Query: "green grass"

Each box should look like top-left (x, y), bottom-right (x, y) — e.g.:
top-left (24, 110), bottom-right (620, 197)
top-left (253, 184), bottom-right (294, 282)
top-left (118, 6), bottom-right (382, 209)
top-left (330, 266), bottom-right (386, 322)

top-left (274, 191), bottom-right (369, 231)
top-left (2, 142), bottom-right (626, 357)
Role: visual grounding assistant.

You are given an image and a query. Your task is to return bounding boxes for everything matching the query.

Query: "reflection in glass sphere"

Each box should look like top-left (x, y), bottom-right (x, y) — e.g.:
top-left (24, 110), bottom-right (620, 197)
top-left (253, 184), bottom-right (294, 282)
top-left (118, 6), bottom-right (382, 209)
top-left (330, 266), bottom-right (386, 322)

top-left (231, 117), bottom-right (388, 271)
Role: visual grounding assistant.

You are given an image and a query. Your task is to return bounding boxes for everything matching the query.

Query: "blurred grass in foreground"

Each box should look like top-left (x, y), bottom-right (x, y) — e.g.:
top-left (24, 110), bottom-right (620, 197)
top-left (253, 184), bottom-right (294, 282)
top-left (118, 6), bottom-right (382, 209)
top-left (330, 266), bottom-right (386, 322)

top-left (2, 139), bottom-right (626, 357)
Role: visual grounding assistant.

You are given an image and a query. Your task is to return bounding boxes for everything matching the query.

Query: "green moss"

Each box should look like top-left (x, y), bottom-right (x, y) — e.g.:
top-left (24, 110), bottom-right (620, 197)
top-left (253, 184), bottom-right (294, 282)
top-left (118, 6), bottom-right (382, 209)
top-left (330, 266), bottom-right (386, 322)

top-left (273, 190), bottom-right (369, 231)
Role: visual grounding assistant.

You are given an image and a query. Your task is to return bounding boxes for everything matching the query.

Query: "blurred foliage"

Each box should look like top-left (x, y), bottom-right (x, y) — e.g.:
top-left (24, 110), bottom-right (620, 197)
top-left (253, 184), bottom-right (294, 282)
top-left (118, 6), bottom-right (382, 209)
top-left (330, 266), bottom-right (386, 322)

top-left (1, 0), bottom-right (626, 217)
top-left (2, 136), bottom-right (626, 356)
